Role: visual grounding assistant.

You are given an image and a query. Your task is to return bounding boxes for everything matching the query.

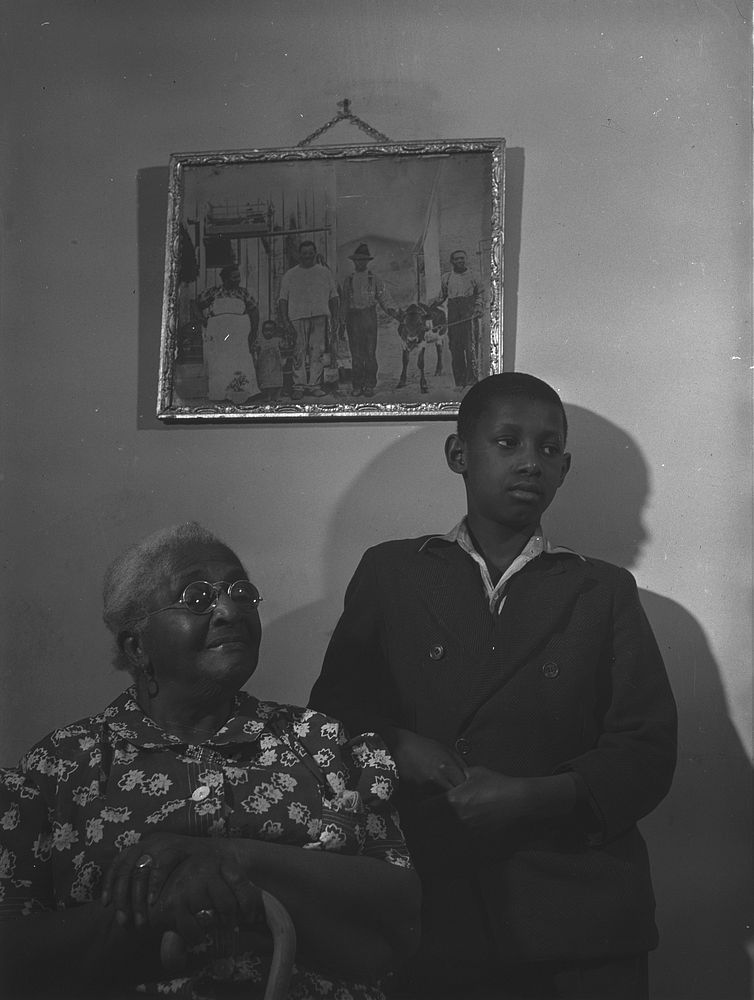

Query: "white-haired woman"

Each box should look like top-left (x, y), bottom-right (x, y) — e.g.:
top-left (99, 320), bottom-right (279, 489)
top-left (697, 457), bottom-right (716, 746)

top-left (0, 523), bottom-right (420, 999)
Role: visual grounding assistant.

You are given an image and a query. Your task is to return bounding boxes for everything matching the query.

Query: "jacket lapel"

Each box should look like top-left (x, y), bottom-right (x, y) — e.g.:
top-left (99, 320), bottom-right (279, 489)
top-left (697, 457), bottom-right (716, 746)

top-left (460, 555), bottom-right (592, 724)
top-left (408, 540), bottom-right (489, 649)
top-left (397, 540), bottom-right (593, 736)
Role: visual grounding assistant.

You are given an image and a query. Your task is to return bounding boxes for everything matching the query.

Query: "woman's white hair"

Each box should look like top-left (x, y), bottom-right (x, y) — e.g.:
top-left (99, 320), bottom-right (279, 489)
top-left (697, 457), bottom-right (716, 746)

top-left (102, 522), bottom-right (234, 673)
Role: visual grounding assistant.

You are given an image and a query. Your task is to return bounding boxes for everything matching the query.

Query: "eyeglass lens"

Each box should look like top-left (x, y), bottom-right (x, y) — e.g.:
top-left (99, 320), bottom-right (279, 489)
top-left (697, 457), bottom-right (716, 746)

top-left (182, 580), bottom-right (261, 614)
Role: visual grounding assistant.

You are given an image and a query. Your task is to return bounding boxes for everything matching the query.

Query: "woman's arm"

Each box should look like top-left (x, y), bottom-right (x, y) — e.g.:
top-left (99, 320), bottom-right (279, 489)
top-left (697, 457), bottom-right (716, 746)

top-left (106, 833), bottom-right (420, 982)
top-left (227, 838), bottom-right (420, 981)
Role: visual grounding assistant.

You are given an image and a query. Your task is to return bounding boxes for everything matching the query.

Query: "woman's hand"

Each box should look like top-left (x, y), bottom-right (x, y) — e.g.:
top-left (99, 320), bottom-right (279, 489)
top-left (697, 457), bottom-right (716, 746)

top-left (151, 853), bottom-right (264, 950)
top-left (102, 833), bottom-right (262, 942)
top-left (386, 728), bottom-right (468, 789)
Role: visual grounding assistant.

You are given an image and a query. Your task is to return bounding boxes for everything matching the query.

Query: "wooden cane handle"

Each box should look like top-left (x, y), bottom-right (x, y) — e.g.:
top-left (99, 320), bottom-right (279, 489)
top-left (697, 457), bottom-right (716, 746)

top-left (159, 890), bottom-right (296, 999)
top-left (260, 890), bottom-right (297, 1000)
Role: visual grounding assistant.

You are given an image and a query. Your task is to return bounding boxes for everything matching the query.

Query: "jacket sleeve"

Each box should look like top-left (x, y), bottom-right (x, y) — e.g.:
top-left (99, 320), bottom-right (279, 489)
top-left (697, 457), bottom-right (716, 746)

top-left (310, 548), bottom-right (399, 738)
top-left (556, 567), bottom-right (678, 844)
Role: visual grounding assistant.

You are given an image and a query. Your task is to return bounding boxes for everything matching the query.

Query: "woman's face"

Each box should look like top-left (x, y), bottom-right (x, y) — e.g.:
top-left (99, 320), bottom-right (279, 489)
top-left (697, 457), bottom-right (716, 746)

top-left (139, 542), bottom-right (262, 701)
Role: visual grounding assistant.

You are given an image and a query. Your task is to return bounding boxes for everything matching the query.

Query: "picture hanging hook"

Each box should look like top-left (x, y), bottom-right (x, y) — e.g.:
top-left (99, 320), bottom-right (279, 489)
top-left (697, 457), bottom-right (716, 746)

top-left (296, 98), bottom-right (393, 147)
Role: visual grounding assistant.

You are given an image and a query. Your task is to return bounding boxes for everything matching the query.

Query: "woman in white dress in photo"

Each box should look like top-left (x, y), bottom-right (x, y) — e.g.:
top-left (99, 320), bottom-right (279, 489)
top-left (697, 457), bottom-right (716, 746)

top-left (197, 265), bottom-right (260, 402)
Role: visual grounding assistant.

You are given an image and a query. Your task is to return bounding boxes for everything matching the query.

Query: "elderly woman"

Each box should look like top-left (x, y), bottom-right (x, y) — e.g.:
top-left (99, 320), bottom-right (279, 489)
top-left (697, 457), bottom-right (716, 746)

top-left (0, 523), bottom-right (420, 999)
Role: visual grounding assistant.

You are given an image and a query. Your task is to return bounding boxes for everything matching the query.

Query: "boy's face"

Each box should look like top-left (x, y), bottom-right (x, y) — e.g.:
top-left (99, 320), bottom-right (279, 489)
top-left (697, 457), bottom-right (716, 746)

top-left (446, 395), bottom-right (571, 534)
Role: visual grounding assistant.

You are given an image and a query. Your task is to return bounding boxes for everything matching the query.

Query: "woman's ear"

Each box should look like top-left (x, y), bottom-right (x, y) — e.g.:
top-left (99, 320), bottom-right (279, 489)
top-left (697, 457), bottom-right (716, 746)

top-left (445, 433), bottom-right (467, 475)
top-left (119, 630), bottom-right (147, 673)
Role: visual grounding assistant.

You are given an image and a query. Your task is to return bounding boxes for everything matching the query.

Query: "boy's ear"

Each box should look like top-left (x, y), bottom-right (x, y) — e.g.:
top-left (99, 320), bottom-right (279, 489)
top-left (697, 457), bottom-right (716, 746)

top-left (445, 433), bottom-right (467, 475)
top-left (559, 451), bottom-right (572, 485)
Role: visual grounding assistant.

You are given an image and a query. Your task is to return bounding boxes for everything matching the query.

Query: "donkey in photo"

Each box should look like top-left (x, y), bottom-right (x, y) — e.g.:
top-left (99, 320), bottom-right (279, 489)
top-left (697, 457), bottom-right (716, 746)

top-left (395, 302), bottom-right (446, 393)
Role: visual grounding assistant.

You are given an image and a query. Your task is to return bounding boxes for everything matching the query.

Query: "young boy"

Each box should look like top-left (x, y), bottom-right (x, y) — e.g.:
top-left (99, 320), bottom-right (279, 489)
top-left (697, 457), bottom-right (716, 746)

top-left (310, 373), bottom-right (677, 1000)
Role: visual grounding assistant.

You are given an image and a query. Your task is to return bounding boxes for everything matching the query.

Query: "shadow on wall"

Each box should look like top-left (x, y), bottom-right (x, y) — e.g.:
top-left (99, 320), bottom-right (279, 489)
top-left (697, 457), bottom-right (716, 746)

top-left (264, 403), bottom-right (752, 1000)
top-left (547, 406), bottom-right (753, 1000)
top-left (137, 166), bottom-right (170, 431)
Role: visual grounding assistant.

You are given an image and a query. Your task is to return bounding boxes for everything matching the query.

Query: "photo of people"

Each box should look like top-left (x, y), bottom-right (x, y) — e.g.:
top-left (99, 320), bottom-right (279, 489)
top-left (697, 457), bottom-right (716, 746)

top-left (161, 143), bottom-right (501, 419)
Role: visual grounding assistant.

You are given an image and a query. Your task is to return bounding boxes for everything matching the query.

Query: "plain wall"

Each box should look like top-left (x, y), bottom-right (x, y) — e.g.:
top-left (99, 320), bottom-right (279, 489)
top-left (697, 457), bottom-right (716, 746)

top-left (2, 2), bottom-right (752, 998)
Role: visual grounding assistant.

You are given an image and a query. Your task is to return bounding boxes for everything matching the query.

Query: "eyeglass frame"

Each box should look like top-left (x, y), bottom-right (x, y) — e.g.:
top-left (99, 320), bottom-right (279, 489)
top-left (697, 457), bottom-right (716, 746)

top-left (128, 579), bottom-right (263, 625)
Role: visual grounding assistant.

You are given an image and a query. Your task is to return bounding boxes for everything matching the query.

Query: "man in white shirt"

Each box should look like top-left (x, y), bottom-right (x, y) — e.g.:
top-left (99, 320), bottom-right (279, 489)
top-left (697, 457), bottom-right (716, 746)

top-left (432, 250), bottom-right (483, 389)
top-left (278, 241), bottom-right (339, 399)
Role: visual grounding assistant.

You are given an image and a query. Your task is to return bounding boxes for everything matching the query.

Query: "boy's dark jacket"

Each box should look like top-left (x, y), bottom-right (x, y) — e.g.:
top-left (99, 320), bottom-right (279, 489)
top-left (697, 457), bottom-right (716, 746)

top-left (310, 535), bottom-right (677, 972)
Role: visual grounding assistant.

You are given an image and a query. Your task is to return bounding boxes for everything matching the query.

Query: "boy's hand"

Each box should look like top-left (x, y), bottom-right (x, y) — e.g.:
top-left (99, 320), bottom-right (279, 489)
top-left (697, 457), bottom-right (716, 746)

top-left (444, 766), bottom-right (529, 832)
top-left (445, 767), bottom-right (581, 833)
top-left (387, 728), bottom-right (468, 790)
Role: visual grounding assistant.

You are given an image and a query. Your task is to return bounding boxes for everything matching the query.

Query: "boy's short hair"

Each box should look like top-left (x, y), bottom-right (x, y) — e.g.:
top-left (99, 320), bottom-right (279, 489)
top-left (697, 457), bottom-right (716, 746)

top-left (457, 373), bottom-right (568, 443)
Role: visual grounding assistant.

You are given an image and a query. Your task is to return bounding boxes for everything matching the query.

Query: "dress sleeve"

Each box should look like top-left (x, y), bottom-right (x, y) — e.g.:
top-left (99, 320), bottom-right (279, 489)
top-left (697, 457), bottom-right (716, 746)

top-left (0, 767), bottom-right (54, 919)
top-left (341, 734), bottom-right (413, 870)
top-left (298, 710), bottom-right (413, 871)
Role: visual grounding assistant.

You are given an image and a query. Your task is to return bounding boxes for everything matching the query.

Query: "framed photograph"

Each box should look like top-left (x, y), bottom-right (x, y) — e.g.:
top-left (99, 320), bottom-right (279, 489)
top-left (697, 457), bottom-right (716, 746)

top-left (157, 138), bottom-right (504, 422)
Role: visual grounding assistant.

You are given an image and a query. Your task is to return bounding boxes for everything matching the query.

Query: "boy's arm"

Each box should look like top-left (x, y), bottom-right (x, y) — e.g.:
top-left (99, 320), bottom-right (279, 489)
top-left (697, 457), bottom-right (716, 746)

top-left (310, 549), bottom-right (394, 737)
top-left (443, 567), bottom-right (676, 845)
top-left (311, 550), bottom-right (468, 790)
top-left (554, 566), bottom-right (678, 843)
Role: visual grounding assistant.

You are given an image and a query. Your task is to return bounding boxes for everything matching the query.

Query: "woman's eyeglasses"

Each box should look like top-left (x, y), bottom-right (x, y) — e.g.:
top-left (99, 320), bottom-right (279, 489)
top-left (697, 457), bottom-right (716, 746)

top-left (146, 580), bottom-right (263, 619)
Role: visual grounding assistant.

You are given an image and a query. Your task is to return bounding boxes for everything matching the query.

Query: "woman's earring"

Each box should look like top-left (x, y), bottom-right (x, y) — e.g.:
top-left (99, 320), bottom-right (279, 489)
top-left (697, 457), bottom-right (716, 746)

top-left (144, 667), bottom-right (159, 699)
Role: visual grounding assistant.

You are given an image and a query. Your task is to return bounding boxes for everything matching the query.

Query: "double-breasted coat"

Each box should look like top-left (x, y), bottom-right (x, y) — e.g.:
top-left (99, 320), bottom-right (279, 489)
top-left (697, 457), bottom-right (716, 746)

top-left (309, 535), bottom-right (677, 980)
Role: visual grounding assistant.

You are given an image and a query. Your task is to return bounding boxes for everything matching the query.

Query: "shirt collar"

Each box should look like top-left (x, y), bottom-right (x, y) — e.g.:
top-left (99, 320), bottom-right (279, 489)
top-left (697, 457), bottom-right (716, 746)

top-left (421, 517), bottom-right (583, 613)
top-left (101, 687), bottom-right (266, 750)
top-left (421, 517), bottom-right (582, 557)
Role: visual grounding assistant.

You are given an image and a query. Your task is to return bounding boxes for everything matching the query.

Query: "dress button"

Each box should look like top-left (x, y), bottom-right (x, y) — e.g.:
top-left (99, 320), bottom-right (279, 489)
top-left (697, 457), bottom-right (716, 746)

top-left (429, 644), bottom-right (445, 660)
top-left (541, 661), bottom-right (560, 679)
top-left (191, 785), bottom-right (211, 802)
top-left (454, 737), bottom-right (471, 756)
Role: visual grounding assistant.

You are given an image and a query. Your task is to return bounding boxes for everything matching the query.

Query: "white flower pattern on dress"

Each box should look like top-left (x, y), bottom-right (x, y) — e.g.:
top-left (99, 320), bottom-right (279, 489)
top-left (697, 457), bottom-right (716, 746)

top-left (72, 780), bottom-right (100, 807)
top-left (1, 802), bottom-right (20, 831)
top-left (85, 817), bottom-right (104, 845)
top-left (369, 777), bottom-right (393, 801)
top-left (114, 829), bottom-right (141, 850)
top-left (1, 690), bottom-right (410, 1000)
top-left (51, 822), bottom-right (79, 851)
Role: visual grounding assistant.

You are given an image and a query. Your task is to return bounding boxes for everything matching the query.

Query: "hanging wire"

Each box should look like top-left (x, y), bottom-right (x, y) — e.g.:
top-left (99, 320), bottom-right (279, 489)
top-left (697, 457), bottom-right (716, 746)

top-left (296, 99), bottom-right (392, 147)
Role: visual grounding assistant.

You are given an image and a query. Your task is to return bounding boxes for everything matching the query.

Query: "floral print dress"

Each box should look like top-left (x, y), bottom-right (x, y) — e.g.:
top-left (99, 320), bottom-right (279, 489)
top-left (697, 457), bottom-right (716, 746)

top-left (0, 689), bottom-right (413, 999)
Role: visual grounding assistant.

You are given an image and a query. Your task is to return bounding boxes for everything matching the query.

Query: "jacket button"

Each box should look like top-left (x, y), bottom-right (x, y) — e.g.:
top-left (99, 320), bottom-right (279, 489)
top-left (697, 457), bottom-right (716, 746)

top-left (429, 644), bottom-right (445, 660)
top-left (541, 661), bottom-right (560, 679)
top-left (454, 737), bottom-right (471, 756)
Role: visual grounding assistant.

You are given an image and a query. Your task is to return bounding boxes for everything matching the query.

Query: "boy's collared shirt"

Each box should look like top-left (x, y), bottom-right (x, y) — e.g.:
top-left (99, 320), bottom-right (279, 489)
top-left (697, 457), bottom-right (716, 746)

top-left (423, 518), bottom-right (583, 614)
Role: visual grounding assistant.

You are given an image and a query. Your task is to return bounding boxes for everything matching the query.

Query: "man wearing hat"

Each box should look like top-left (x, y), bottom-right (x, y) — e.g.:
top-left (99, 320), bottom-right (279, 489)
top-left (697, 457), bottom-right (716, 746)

top-left (431, 249), bottom-right (483, 388)
top-left (341, 243), bottom-right (397, 397)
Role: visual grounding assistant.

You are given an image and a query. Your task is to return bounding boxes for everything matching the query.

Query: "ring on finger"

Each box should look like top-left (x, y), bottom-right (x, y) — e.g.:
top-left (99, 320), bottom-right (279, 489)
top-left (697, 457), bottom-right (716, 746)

top-left (195, 908), bottom-right (216, 928)
top-left (135, 854), bottom-right (154, 871)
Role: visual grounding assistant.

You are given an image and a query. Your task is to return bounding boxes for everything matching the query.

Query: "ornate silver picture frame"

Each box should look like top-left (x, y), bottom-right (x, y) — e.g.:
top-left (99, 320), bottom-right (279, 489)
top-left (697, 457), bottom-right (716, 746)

top-left (157, 138), bottom-right (504, 422)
